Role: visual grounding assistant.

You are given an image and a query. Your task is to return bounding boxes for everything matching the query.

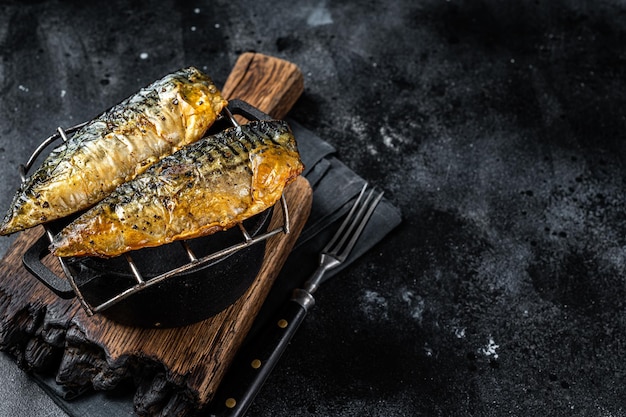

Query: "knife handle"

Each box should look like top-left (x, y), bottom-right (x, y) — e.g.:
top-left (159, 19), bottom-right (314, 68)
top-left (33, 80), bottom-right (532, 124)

top-left (208, 289), bottom-right (315, 417)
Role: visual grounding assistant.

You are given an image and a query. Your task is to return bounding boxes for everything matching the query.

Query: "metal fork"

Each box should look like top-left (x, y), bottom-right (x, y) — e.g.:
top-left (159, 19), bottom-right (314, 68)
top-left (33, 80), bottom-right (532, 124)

top-left (209, 183), bottom-right (384, 417)
top-left (297, 182), bottom-right (385, 300)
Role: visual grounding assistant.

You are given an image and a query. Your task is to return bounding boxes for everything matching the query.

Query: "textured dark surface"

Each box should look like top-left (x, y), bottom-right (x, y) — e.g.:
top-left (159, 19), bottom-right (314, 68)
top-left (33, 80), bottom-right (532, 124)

top-left (1, 0), bottom-right (626, 416)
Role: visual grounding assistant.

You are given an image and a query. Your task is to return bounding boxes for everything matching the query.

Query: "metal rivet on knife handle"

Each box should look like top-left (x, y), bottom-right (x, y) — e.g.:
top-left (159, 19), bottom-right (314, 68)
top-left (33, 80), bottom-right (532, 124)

top-left (277, 319), bottom-right (288, 328)
top-left (251, 359), bottom-right (262, 369)
top-left (225, 398), bottom-right (237, 409)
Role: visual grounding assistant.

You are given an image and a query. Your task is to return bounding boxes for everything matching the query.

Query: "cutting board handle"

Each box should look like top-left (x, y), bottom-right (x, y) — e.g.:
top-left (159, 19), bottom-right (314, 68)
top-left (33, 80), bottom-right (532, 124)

top-left (221, 53), bottom-right (304, 119)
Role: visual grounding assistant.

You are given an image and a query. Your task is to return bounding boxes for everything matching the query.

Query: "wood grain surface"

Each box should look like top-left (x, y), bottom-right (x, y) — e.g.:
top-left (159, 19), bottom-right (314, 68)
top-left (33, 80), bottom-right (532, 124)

top-left (0, 53), bottom-right (310, 416)
top-left (221, 52), bottom-right (304, 120)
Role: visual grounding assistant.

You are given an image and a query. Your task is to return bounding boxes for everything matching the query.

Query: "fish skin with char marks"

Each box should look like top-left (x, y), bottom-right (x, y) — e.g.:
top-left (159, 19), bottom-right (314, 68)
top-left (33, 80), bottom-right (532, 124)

top-left (49, 120), bottom-right (304, 258)
top-left (0, 67), bottom-right (228, 236)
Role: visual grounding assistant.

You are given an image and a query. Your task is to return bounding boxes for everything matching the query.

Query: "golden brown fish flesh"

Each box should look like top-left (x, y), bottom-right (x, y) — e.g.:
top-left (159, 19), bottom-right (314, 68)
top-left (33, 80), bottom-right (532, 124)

top-left (0, 67), bottom-right (227, 236)
top-left (49, 120), bottom-right (304, 258)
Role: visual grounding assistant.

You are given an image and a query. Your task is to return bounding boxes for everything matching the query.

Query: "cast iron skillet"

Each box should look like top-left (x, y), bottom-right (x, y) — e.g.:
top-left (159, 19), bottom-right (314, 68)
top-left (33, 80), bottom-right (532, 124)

top-left (21, 100), bottom-right (278, 328)
top-left (23, 208), bottom-right (272, 328)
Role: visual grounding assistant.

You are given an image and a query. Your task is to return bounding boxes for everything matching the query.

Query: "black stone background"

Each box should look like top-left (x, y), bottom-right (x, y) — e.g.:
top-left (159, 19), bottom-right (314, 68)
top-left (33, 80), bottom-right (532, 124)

top-left (1, 0), bottom-right (626, 416)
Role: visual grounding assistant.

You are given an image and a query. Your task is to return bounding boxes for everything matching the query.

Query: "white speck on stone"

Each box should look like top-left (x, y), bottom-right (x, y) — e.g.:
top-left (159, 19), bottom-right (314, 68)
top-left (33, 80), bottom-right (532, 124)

top-left (423, 343), bottom-right (434, 357)
top-left (480, 336), bottom-right (500, 359)
top-left (60, 89), bottom-right (66, 98)
top-left (139, 52), bottom-right (149, 60)
top-left (191, 26), bottom-right (197, 31)
top-left (18, 85), bottom-right (29, 92)
top-left (400, 289), bottom-right (425, 323)
top-left (366, 143), bottom-right (378, 156)
top-left (379, 124), bottom-right (408, 152)
top-left (383, 132), bottom-right (394, 148)
top-left (348, 115), bottom-right (368, 142)
top-left (454, 327), bottom-right (466, 339)
top-left (193, 7), bottom-right (200, 14)
top-left (307, 0), bottom-right (333, 26)
top-left (215, 23), bottom-right (220, 29)
top-left (360, 290), bottom-right (389, 321)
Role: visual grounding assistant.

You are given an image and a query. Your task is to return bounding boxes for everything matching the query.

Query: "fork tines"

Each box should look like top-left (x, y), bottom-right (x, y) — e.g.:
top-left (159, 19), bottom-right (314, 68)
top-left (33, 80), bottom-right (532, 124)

top-left (324, 183), bottom-right (384, 263)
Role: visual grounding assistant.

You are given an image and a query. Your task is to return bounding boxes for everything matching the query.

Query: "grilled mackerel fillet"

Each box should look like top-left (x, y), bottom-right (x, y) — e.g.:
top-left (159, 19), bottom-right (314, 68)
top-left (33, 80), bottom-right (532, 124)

top-left (0, 67), bottom-right (227, 236)
top-left (49, 120), bottom-right (304, 258)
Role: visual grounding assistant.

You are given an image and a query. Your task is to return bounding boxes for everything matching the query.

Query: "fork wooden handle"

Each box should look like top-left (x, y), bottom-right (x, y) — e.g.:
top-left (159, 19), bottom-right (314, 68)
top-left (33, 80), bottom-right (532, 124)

top-left (207, 289), bottom-right (315, 417)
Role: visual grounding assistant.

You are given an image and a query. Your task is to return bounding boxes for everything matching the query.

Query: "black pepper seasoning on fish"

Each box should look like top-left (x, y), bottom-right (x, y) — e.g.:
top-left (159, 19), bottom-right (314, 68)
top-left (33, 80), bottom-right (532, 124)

top-left (49, 120), bottom-right (304, 258)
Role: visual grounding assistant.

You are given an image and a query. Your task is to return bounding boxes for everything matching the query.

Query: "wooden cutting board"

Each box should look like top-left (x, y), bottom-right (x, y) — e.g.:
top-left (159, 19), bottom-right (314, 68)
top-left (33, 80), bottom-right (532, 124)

top-left (0, 53), bottom-right (311, 416)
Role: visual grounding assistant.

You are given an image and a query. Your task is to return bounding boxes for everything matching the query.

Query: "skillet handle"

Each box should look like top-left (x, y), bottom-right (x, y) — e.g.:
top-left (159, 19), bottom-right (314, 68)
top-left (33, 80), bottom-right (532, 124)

top-left (22, 233), bottom-right (75, 298)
